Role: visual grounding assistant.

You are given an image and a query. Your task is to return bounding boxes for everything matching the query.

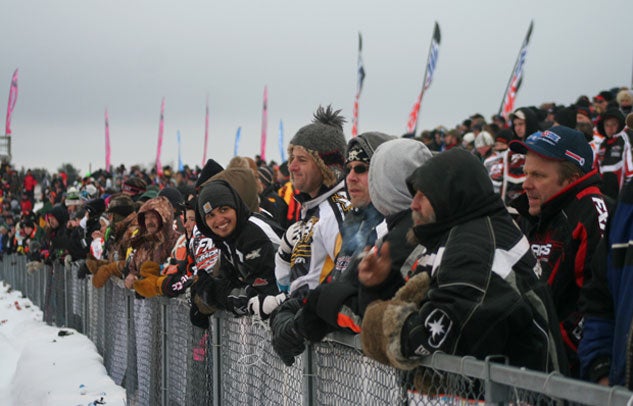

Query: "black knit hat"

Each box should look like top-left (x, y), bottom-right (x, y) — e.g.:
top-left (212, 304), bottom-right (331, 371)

top-left (195, 159), bottom-right (224, 191)
top-left (106, 194), bottom-right (136, 221)
top-left (197, 180), bottom-right (238, 218)
top-left (158, 187), bottom-right (185, 214)
top-left (258, 166), bottom-right (274, 189)
top-left (597, 108), bottom-right (625, 137)
top-left (84, 198), bottom-right (106, 217)
top-left (554, 107), bottom-right (577, 128)
top-left (288, 105), bottom-right (347, 188)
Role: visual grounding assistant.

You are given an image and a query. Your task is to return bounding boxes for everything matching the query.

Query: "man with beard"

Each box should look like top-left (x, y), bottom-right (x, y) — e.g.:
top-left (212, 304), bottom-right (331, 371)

top-left (358, 149), bottom-right (567, 381)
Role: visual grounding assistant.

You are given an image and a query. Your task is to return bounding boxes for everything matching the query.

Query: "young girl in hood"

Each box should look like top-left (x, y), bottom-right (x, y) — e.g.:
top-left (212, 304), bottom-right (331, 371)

top-left (193, 179), bottom-right (284, 317)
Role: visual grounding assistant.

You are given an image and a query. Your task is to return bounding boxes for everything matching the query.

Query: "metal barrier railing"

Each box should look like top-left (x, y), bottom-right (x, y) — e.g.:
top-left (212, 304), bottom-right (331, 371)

top-left (3, 254), bottom-right (633, 406)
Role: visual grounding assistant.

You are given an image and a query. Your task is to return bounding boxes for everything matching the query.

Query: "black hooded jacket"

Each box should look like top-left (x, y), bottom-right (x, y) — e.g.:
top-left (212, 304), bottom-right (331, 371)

top-left (194, 179), bottom-right (282, 316)
top-left (400, 149), bottom-right (567, 374)
top-left (44, 204), bottom-right (87, 261)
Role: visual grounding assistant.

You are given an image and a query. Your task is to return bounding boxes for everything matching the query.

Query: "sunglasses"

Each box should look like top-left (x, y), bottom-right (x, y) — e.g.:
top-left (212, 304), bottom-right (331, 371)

top-left (345, 164), bottom-right (369, 175)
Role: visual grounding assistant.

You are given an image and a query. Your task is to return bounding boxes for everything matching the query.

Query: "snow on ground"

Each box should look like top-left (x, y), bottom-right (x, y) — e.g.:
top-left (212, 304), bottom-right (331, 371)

top-left (0, 281), bottom-right (126, 406)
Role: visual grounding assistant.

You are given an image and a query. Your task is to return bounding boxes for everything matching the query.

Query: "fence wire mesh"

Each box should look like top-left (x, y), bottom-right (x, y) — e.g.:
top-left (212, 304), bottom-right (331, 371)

top-left (312, 338), bottom-right (405, 405)
top-left (3, 254), bottom-right (633, 406)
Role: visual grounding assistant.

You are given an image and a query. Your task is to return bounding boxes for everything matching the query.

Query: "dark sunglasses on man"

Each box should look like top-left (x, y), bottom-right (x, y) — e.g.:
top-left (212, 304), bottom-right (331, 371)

top-left (345, 163), bottom-right (369, 175)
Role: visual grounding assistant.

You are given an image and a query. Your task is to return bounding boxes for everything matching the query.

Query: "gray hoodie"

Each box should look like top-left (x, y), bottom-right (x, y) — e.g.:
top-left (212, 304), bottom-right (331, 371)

top-left (369, 139), bottom-right (433, 216)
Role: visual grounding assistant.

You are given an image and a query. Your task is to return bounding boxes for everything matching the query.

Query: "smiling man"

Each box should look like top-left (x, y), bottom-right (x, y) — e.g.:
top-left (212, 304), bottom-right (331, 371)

top-left (269, 105), bottom-right (352, 366)
top-left (509, 125), bottom-right (610, 377)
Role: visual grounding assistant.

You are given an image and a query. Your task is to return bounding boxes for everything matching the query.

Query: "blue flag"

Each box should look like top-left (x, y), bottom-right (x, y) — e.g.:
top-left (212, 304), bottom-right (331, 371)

top-left (278, 119), bottom-right (285, 162)
top-left (177, 130), bottom-right (183, 171)
top-left (234, 126), bottom-right (242, 157)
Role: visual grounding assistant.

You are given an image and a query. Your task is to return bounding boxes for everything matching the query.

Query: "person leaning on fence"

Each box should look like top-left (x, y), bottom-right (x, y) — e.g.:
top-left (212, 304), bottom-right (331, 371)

top-left (131, 189), bottom-right (194, 298)
top-left (123, 196), bottom-right (180, 289)
top-left (282, 132), bottom-right (395, 342)
top-left (28, 204), bottom-right (71, 272)
top-left (508, 126), bottom-right (610, 377)
top-left (359, 148), bottom-right (568, 387)
top-left (84, 194), bottom-right (138, 282)
top-left (190, 179), bottom-right (283, 317)
top-left (93, 196), bottom-right (178, 290)
top-left (268, 105), bottom-right (352, 366)
top-left (292, 137), bottom-right (430, 344)
top-left (186, 159), bottom-right (225, 328)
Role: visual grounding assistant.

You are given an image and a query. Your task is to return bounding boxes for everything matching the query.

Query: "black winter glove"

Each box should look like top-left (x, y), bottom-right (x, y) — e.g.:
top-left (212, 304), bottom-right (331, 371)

top-left (269, 298), bottom-right (306, 366)
top-left (190, 299), bottom-right (210, 329)
top-left (226, 288), bottom-right (249, 316)
top-left (295, 287), bottom-right (333, 343)
top-left (77, 262), bottom-right (90, 280)
top-left (161, 273), bottom-right (193, 298)
top-left (191, 273), bottom-right (219, 314)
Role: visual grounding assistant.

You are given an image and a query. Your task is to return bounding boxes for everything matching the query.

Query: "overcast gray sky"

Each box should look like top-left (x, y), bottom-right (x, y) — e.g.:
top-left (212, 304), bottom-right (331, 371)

top-left (2, 0), bottom-right (632, 174)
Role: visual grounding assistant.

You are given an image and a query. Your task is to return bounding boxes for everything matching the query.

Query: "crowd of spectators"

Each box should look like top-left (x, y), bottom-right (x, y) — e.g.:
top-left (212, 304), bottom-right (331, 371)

top-left (2, 85), bottom-right (633, 392)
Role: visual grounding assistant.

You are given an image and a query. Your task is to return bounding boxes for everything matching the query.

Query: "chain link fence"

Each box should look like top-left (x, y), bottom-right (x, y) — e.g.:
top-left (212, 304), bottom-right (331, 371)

top-left (3, 253), bottom-right (633, 405)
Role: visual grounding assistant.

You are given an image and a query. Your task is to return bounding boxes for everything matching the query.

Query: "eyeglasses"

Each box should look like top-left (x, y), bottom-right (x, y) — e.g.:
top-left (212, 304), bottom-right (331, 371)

top-left (345, 164), bottom-right (369, 175)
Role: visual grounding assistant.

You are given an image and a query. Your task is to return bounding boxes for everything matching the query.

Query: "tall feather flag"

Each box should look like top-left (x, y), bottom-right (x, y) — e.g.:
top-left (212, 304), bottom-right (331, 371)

top-left (499, 21), bottom-right (534, 121)
top-left (203, 95), bottom-right (209, 167)
top-left (234, 126), bottom-right (242, 157)
top-left (155, 97), bottom-right (165, 176)
top-left (405, 22), bottom-right (441, 135)
top-left (351, 32), bottom-right (366, 137)
top-left (260, 86), bottom-right (268, 161)
top-left (105, 109), bottom-right (111, 173)
top-left (278, 119), bottom-right (285, 162)
top-left (177, 130), bottom-right (183, 171)
top-left (5, 68), bottom-right (19, 136)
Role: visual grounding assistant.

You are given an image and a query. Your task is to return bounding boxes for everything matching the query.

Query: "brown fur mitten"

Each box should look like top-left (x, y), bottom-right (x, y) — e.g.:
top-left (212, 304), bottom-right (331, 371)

top-left (92, 261), bottom-right (125, 288)
top-left (361, 299), bottom-right (419, 370)
top-left (394, 272), bottom-right (431, 306)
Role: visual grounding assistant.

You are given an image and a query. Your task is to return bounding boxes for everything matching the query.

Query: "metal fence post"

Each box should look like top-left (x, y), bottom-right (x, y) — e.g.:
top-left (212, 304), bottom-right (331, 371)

top-left (484, 355), bottom-right (510, 405)
top-left (212, 316), bottom-right (221, 406)
top-left (303, 343), bottom-right (315, 406)
top-left (64, 262), bottom-right (69, 327)
top-left (160, 300), bottom-right (168, 406)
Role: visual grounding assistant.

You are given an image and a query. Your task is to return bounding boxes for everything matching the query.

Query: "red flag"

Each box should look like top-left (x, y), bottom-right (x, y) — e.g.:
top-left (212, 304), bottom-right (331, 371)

top-left (156, 98), bottom-right (165, 176)
top-left (105, 109), bottom-right (111, 173)
top-left (499, 21), bottom-right (534, 121)
top-left (203, 95), bottom-right (209, 167)
top-left (405, 23), bottom-right (441, 135)
top-left (351, 32), bottom-right (365, 137)
top-left (260, 86), bottom-right (268, 161)
top-left (5, 69), bottom-right (18, 136)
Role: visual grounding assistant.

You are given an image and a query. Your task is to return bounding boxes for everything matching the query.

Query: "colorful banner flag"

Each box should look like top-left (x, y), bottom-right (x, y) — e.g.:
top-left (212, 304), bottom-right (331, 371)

top-left (351, 32), bottom-right (365, 137)
top-left (279, 119), bottom-right (285, 162)
top-left (405, 22), bottom-right (441, 135)
top-left (105, 109), bottom-right (111, 173)
top-left (203, 95), bottom-right (209, 167)
top-left (177, 130), bottom-right (183, 171)
top-left (234, 126), bottom-right (242, 157)
top-left (499, 21), bottom-right (534, 121)
top-left (260, 86), bottom-right (268, 161)
top-left (155, 97), bottom-right (165, 176)
top-left (5, 68), bottom-right (19, 136)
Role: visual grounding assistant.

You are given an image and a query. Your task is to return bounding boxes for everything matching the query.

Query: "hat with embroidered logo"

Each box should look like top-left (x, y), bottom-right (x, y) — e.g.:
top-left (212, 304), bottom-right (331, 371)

top-left (509, 125), bottom-right (593, 173)
top-left (197, 180), bottom-right (238, 218)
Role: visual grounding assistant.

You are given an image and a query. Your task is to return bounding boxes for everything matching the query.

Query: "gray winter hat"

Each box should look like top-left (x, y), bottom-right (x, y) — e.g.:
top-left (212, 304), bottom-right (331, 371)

top-left (369, 139), bottom-right (433, 216)
top-left (288, 105), bottom-right (347, 188)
